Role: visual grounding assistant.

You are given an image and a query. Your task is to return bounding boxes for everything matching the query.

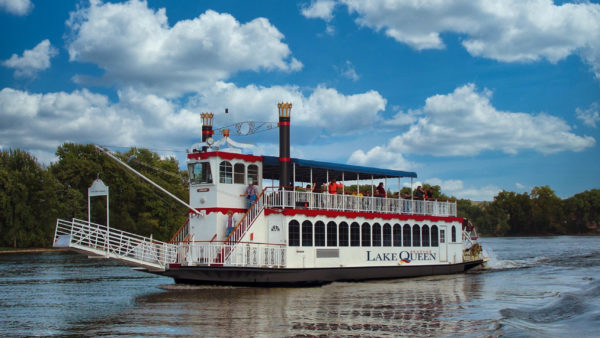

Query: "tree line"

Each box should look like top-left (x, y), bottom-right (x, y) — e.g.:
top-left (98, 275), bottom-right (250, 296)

top-left (1, 145), bottom-right (598, 248)
top-left (1, 144), bottom-right (188, 248)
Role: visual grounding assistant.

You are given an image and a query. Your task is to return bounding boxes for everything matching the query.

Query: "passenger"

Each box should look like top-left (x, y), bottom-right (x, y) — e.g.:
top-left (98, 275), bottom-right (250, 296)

top-left (375, 182), bottom-right (386, 197)
top-left (328, 178), bottom-right (342, 194)
top-left (415, 186), bottom-right (425, 200)
top-left (427, 187), bottom-right (435, 200)
top-left (225, 210), bottom-right (235, 238)
top-left (240, 180), bottom-right (258, 209)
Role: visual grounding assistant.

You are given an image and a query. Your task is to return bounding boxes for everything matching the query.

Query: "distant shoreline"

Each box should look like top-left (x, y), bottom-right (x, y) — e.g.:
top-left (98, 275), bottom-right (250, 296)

top-left (0, 248), bottom-right (67, 254)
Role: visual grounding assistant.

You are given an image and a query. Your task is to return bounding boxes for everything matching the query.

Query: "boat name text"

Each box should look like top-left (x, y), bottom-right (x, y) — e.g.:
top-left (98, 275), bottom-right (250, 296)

top-left (366, 250), bottom-right (436, 263)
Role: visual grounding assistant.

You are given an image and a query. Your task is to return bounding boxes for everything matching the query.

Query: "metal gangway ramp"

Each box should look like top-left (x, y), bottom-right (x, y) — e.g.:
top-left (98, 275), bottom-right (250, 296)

top-left (53, 218), bottom-right (178, 271)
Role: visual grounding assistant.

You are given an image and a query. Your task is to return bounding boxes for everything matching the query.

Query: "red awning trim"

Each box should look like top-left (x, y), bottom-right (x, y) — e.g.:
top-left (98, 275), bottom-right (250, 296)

top-left (264, 208), bottom-right (462, 223)
top-left (187, 151), bottom-right (263, 162)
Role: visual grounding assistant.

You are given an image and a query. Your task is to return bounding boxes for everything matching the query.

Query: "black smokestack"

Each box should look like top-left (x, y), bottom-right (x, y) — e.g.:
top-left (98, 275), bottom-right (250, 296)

top-left (278, 102), bottom-right (292, 188)
top-left (201, 113), bottom-right (214, 152)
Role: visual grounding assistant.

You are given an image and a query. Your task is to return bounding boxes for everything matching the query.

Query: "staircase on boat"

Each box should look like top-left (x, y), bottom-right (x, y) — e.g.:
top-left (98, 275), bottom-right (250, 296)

top-left (53, 218), bottom-right (177, 271)
top-left (212, 188), bottom-right (267, 265)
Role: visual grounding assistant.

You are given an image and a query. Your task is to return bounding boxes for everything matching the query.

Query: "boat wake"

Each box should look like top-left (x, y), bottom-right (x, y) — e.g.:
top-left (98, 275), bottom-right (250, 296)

top-left (477, 247), bottom-right (600, 272)
top-left (497, 280), bottom-right (600, 335)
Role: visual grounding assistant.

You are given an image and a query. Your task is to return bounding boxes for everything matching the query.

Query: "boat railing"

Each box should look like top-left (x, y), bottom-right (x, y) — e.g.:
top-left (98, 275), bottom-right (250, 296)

top-left (54, 218), bottom-right (178, 270)
top-left (264, 189), bottom-right (457, 217)
top-left (178, 242), bottom-right (285, 268)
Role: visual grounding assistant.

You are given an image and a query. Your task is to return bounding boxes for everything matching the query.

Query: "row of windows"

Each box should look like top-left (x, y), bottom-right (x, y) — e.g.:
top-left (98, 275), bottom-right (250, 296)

top-left (219, 161), bottom-right (259, 185)
top-left (288, 221), bottom-right (457, 247)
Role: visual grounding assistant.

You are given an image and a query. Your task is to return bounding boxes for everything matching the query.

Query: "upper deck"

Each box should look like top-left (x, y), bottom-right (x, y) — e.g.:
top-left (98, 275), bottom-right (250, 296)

top-left (264, 188), bottom-right (457, 218)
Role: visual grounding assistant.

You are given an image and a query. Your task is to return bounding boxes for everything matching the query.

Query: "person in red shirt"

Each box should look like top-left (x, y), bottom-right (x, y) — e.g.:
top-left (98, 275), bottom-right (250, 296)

top-left (328, 178), bottom-right (342, 194)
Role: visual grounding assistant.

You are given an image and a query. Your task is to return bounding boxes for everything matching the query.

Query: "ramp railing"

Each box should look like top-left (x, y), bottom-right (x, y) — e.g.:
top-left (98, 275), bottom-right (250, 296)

top-left (54, 218), bottom-right (177, 271)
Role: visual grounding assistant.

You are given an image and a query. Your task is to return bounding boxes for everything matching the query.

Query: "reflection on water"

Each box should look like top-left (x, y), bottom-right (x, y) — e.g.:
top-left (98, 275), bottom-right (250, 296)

top-left (1, 236), bottom-right (599, 336)
top-left (66, 274), bottom-right (486, 336)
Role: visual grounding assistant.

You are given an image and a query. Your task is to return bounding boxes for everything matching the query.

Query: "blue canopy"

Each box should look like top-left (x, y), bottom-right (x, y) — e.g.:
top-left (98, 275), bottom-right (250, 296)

top-left (262, 155), bottom-right (416, 183)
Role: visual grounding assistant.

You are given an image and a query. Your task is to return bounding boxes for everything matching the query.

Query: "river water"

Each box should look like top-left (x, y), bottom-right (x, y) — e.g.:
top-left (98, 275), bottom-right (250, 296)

top-left (1, 236), bottom-right (599, 337)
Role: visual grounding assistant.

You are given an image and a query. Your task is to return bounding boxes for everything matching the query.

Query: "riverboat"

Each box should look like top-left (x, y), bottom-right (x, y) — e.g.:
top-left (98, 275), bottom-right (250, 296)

top-left (53, 103), bottom-right (486, 286)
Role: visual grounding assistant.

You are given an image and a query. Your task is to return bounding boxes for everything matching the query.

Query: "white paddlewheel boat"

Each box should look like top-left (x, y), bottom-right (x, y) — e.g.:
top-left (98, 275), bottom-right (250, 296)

top-left (54, 103), bottom-right (486, 286)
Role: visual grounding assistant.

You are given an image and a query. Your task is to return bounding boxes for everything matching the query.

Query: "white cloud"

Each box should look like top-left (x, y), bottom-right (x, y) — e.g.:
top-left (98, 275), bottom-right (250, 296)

top-left (66, 0), bottom-right (302, 97)
top-left (190, 82), bottom-right (386, 133)
top-left (2, 39), bottom-right (58, 78)
top-left (361, 83), bottom-right (595, 158)
top-left (427, 178), bottom-right (500, 201)
top-left (0, 82), bottom-right (386, 163)
top-left (515, 182), bottom-right (526, 190)
top-left (384, 109), bottom-right (418, 126)
top-left (301, 0), bottom-right (337, 21)
top-left (349, 145), bottom-right (416, 171)
top-left (336, 60), bottom-right (359, 81)
top-left (330, 0), bottom-right (600, 78)
top-left (0, 0), bottom-right (32, 16)
top-left (0, 87), bottom-right (203, 161)
top-left (576, 103), bottom-right (600, 128)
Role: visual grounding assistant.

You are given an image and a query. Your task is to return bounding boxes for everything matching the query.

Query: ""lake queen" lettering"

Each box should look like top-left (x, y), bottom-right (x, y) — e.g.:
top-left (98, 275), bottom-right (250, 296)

top-left (366, 250), bottom-right (437, 262)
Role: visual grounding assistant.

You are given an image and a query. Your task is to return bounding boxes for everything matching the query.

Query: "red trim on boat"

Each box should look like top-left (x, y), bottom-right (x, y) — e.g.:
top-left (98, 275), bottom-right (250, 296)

top-left (264, 208), bottom-right (462, 223)
top-left (187, 151), bottom-right (263, 162)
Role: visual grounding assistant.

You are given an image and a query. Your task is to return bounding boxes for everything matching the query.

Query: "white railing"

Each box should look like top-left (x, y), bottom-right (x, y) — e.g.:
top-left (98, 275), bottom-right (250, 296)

top-left (264, 189), bottom-right (457, 217)
top-left (54, 218), bottom-right (178, 270)
top-left (180, 242), bottom-right (286, 267)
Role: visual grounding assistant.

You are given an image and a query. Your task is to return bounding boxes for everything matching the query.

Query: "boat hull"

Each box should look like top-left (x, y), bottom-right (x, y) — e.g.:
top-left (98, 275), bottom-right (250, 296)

top-left (157, 260), bottom-right (484, 287)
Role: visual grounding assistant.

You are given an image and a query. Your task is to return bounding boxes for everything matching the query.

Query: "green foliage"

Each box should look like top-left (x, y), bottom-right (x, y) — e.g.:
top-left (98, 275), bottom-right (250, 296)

top-left (1, 145), bottom-right (188, 248)
top-left (458, 186), bottom-right (600, 236)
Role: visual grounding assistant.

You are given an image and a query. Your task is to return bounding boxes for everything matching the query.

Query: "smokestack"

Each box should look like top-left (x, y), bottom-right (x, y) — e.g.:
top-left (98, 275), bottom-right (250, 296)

top-left (278, 102), bottom-right (292, 188)
top-left (201, 113), bottom-right (214, 151)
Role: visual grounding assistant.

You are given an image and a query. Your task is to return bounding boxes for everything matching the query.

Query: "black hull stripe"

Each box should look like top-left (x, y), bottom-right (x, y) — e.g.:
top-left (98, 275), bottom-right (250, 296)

top-left (157, 260), bottom-right (484, 287)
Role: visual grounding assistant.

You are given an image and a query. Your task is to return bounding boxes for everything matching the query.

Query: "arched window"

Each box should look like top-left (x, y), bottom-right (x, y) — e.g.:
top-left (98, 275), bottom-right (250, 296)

top-left (247, 164), bottom-right (258, 185)
top-left (361, 223), bottom-right (371, 247)
top-left (372, 223), bottom-right (381, 246)
top-left (350, 222), bottom-right (360, 247)
top-left (339, 222), bottom-right (349, 247)
top-left (327, 221), bottom-right (337, 246)
top-left (219, 161), bottom-right (232, 183)
top-left (234, 163), bottom-right (245, 184)
top-left (422, 225), bottom-right (430, 247)
top-left (383, 223), bottom-right (392, 247)
top-left (412, 224), bottom-right (421, 247)
top-left (315, 221), bottom-right (325, 247)
top-left (452, 226), bottom-right (457, 243)
top-left (431, 225), bottom-right (439, 247)
top-left (393, 224), bottom-right (402, 246)
top-left (302, 221), bottom-right (312, 247)
top-left (288, 220), bottom-right (300, 246)
top-left (403, 224), bottom-right (411, 246)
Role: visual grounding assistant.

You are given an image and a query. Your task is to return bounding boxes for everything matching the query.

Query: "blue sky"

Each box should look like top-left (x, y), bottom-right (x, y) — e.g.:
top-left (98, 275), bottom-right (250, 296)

top-left (1, 0), bottom-right (599, 200)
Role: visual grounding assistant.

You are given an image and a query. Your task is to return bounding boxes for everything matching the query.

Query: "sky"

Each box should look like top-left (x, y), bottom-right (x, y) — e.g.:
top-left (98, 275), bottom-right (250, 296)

top-left (1, 0), bottom-right (599, 201)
